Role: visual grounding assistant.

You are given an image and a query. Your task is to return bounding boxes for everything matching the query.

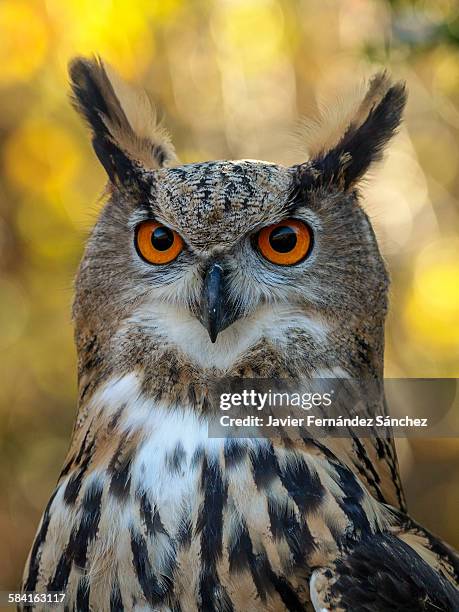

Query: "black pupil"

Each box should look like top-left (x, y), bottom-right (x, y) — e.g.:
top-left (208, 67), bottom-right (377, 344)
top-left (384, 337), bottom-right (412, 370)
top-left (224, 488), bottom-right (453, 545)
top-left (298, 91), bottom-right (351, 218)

top-left (269, 226), bottom-right (297, 253)
top-left (151, 226), bottom-right (174, 251)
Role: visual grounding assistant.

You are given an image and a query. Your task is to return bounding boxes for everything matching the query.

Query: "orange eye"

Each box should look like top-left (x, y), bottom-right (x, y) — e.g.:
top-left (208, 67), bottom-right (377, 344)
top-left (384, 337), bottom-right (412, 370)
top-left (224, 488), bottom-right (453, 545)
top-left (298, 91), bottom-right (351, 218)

top-left (135, 221), bottom-right (183, 265)
top-left (257, 219), bottom-right (312, 265)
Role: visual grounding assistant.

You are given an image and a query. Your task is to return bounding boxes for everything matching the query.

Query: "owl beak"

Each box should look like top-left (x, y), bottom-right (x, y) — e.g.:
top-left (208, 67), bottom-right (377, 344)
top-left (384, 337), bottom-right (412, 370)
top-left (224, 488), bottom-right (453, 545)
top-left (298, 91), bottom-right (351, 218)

top-left (200, 262), bottom-right (230, 343)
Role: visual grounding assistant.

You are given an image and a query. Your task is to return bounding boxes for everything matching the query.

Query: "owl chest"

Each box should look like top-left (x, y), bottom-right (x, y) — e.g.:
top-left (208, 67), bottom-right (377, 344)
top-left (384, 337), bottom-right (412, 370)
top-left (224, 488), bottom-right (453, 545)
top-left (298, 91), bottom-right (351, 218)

top-left (39, 380), bottom-right (342, 610)
top-left (95, 416), bottom-right (318, 611)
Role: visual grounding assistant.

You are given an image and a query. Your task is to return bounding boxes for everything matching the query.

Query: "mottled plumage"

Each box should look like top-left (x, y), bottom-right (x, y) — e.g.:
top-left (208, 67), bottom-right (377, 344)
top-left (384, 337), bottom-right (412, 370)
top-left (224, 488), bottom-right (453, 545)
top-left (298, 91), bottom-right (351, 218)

top-left (22, 57), bottom-right (459, 611)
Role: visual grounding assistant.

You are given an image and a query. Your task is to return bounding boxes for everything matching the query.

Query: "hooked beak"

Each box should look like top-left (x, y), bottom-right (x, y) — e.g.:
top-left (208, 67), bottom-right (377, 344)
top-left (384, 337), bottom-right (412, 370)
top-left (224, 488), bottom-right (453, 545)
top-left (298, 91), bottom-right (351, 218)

top-left (199, 262), bottom-right (232, 343)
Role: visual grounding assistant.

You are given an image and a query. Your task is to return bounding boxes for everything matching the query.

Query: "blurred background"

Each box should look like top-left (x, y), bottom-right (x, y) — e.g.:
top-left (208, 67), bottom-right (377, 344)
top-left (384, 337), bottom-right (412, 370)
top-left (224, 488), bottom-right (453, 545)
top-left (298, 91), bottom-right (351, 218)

top-left (0, 0), bottom-right (458, 591)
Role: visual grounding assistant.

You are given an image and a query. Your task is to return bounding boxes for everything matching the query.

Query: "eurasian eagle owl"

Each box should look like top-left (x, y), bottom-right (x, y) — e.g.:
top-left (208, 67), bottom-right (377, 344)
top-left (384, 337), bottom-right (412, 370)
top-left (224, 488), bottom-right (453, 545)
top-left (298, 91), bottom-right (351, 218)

top-left (22, 58), bottom-right (459, 611)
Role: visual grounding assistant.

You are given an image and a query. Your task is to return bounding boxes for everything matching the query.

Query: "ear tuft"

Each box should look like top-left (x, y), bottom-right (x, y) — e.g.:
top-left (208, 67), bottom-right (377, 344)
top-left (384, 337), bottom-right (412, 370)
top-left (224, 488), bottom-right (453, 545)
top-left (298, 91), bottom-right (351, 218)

top-left (301, 72), bottom-right (407, 191)
top-left (69, 56), bottom-right (177, 182)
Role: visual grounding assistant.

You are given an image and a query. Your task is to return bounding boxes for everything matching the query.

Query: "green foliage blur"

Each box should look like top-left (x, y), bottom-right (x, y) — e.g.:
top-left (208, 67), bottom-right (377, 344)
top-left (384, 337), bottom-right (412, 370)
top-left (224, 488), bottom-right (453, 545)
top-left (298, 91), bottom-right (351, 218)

top-left (0, 0), bottom-right (458, 591)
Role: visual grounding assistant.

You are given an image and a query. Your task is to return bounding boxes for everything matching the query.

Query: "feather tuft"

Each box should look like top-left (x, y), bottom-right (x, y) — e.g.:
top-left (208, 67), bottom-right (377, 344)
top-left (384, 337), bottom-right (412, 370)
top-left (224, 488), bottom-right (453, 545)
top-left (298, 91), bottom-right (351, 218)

top-left (69, 56), bottom-right (177, 179)
top-left (301, 72), bottom-right (396, 160)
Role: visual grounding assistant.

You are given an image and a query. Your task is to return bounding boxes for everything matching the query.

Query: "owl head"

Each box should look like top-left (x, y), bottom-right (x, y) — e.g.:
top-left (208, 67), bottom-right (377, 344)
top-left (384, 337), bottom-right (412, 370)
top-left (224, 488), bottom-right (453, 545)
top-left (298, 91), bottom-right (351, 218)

top-left (69, 57), bottom-right (406, 388)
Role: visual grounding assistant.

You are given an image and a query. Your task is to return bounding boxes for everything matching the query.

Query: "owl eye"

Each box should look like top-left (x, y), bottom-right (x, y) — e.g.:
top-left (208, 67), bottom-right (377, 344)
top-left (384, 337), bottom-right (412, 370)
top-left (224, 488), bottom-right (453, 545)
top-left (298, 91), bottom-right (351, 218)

top-left (135, 220), bottom-right (184, 264)
top-left (257, 219), bottom-right (312, 265)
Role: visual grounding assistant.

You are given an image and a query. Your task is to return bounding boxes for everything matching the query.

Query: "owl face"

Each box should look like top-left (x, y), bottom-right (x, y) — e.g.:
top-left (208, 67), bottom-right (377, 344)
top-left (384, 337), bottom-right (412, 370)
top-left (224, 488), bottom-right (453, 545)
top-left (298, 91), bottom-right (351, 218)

top-left (70, 58), bottom-right (405, 374)
top-left (79, 158), bottom-right (385, 354)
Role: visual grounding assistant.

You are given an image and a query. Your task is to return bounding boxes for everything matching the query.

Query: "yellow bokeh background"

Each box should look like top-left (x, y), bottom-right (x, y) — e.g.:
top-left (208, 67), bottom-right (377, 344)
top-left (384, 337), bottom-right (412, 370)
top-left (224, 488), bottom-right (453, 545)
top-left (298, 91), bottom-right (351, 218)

top-left (0, 0), bottom-right (459, 591)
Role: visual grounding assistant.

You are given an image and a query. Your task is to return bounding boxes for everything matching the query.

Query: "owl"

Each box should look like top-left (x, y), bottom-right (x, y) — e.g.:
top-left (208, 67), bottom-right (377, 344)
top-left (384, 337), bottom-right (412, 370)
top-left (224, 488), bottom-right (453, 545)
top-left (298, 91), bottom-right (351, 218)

top-left (21, 57), bottom-right (459, 612)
